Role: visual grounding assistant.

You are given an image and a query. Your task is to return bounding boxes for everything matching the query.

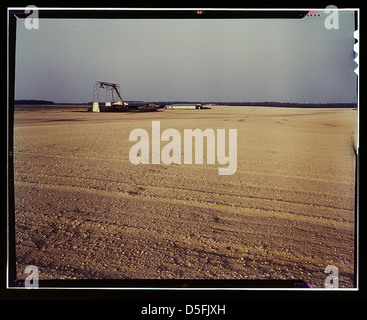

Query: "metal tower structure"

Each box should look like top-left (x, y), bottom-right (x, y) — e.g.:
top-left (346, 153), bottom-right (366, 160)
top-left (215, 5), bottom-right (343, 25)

top-left (92, 81), bottom-right (127, 112)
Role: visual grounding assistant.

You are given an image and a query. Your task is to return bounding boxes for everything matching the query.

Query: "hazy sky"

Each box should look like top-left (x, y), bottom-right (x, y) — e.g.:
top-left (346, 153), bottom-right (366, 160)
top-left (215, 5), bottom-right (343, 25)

top-left (14, 11), bottom-right (357, 103)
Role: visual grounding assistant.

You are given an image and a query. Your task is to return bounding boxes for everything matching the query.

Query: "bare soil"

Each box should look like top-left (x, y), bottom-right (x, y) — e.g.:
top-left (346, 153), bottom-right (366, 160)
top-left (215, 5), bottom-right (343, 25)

top-left (13, 106), bottom-right (357, 287)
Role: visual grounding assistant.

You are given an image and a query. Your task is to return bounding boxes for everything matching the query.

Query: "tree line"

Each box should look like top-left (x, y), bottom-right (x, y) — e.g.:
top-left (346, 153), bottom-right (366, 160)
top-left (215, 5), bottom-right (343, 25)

top-left (14, 100), bottom-right (357, 108)
top-left (14, 99), bottom-right (55, 105)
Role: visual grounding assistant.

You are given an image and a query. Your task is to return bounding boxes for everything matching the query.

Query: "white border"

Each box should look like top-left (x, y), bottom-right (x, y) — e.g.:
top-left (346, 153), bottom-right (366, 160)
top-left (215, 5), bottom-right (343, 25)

top-left (6, 7), bottom-right (360, 292)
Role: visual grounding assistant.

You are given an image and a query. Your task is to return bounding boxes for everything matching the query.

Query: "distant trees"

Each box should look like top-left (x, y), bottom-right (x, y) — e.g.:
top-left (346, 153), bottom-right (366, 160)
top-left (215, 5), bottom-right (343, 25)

top-left (153, 101), bottom-right (356, 108)
top-left (13, 100), bottom-right (357, 108)
top-left (14, 99), bottom-right (55, 105)
top-left (219, 102), bottom-right (357, 108)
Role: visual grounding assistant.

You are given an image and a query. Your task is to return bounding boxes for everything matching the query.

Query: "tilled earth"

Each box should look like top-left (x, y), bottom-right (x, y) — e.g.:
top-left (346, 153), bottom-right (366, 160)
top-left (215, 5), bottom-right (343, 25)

top-left (13, 106), bottom-right (357, 287)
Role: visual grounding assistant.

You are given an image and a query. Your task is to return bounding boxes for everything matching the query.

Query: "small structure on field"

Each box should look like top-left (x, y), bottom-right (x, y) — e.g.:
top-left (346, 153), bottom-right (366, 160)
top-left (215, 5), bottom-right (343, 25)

top-left (90, 81), bottom-right (157, 112)
top-left (164, 104), bottom-right (211, 110)
top-left (92, 81), bottom-right (128, 112)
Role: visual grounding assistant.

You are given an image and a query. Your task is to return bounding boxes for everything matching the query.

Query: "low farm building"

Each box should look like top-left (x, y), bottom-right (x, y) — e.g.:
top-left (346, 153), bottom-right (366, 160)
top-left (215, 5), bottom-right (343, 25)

top-left (164, 104), bottom-right (202, 109)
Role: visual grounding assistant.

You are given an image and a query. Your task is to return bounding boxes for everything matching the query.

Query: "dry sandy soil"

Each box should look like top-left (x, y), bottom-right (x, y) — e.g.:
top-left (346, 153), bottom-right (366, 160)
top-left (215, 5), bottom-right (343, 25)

top-left (12, 105), bottom-right (357, 288)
